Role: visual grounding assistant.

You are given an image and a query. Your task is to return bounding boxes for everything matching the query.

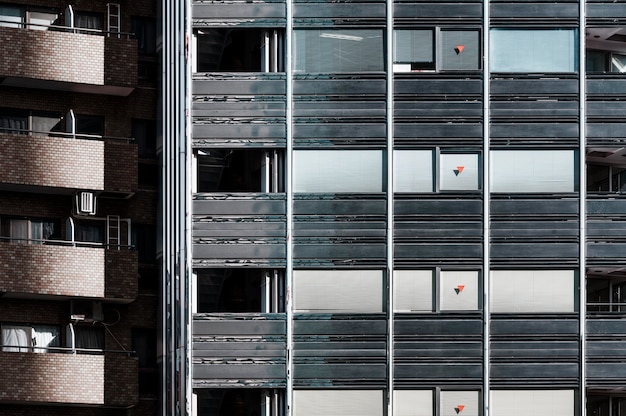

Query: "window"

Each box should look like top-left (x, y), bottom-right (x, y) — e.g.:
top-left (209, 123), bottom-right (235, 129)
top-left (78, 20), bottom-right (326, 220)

top-left (0, 108), bottom-right (62, 136)
top-left (440, 153), bottom-right (480, 191)
top-left (393, 29), bottom-right (480, 72)
top-left (293, 390), bottom-right (383, 416)
top-left (293, 150), bottom-right (384, 193)
top-left (74, 221), bottom-right (104, 244)
top-left (1, 324), bottom-right (60, 353)
top-left (587, 275), bottom-right (626, 313)
top-left (133, 327), bottom-right (158, 397)
top-left (293, 270), bottom-right (383, 313)
top-left (588, 394), bottom-right (626, 416)
top-left (195, 149), bottom-right (284, 193)
top-left (0, 218), bottom-right (58, 244)
top-left (394, 150), bottom-right (481, 193)
top-left (195, 389), bottom-right (285, 416)
top-left (490, 390), bottom-right (574, 416)
top-left (588, 164), bottom-right (626, 193)
top-left (440, 391), bottom-right (479, 416)
top-left (490, 270), bottom-right (575, 313)
top-left (132, 224), bottom-right (157, 263)
top-left (195, 28), bottom-right (284, 72)
top-left (132, 119), bottom-right (157, 158)
top-left (587, 50), bottom-right (626, 73)
top-left (194, 269), bottom-right (284, 313)
top-left (68, 324), bottom-right (104, 352)
top-left (0, 4), bottom-right (24, 28)
top-left (394, 390), bottom-right (433, 416)
top-left (293, 29), bottom-right (384, 73)
top-left (75, 114), bottom-right (104, 137)
top-left (74, 12), bottom-right (103, 31)
top-left (394, 150), bottom-right (433, 192)
top-left (394, 270), bottom-right (480, 312)
top-left (490, 29), bottom-right (578, 73)
top-left (490, 150), bottom-right (576, 193)
top-left (131, 16), bottom-right (157, 55)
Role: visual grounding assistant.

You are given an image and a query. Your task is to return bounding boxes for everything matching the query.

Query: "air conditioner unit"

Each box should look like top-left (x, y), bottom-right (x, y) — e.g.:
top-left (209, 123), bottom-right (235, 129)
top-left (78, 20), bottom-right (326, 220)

top-left (70, 300), bottom-right (104, 322)
top-left (76, 192), bottom-right (96, 215)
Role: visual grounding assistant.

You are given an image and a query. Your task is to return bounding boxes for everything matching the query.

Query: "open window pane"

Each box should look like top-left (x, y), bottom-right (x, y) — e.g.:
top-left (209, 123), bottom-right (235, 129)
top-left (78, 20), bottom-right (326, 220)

top-left (490, 150), bottom-right (575, 193)
top-left (440, 30), bottom-right (480, 70)
top-left (490, 270), bottom-right (575, 313)
top-left (293, 390), bottom-right (383, 416)
top-left (393, 390), bottom-right (433, 416)
top-left (293, 150), bottom-right (383, 193)
top-left (394, 270), bottom-right (433, 312)
top-left (490, 29), bottom-right (578, 73)
top-left (293, 29), bottom-right (384, 73)
top-left (32, 325), bottom-right (60, 353)
top-left (490, 390), bottom-right (574, 416)
top-left (440, 153), bottom-right (480, 191)
top-left (293, 270), bottom-right (383, 313)
top-left (440, 271), bottom-right (479, 311)
top-left (394, 150), bottom-right (433, 192)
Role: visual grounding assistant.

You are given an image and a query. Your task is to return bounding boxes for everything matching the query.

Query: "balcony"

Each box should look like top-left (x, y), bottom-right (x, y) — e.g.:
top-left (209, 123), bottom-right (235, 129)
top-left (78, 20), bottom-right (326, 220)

top-left (0, 350), bottom-right (137, 407)
top-left (0, 25), bottom-right (136, 96)
top-left (0, 132), bottom-right (137, 195)
top-left (0, 240), bottom-right (138, 302)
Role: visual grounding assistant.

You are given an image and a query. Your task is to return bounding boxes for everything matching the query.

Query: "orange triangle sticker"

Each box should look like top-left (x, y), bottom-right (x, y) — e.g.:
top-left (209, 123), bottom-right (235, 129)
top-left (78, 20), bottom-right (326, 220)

top-left (457, 166), bottom-right (464, 173)
top-left (455, 45), bottom-right (465, 54)
top-left (455, 405), bottom-right (465, 414)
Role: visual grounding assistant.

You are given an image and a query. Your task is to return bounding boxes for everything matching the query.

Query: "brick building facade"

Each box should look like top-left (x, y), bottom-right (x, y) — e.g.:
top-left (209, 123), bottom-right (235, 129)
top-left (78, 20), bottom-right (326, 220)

top-left (0, 1), bottom-right (158, 415)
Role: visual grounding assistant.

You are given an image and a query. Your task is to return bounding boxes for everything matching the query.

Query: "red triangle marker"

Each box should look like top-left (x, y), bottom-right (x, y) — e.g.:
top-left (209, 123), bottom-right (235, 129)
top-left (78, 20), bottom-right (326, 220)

top-left (455, 405), bottom-right (465, 414)
top-left (455, 45), bottom-right (465, 54)
top-left (457, 166), bottom-right (464, 173)
top-left (454, 285), bottom-right (465, 294)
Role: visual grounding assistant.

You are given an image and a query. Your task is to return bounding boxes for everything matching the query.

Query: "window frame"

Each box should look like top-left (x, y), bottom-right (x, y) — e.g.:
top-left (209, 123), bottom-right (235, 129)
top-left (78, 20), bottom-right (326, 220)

top-left (393, 269), bottom-right (482, 313)
top-left (393, 27), bottom-right (482, 73)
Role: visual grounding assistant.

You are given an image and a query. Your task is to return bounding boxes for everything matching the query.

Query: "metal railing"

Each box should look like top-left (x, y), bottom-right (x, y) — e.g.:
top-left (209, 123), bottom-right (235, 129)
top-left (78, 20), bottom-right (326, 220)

top-left (587, 302), bottom-right (626, 313)
top-left (0, 19), bottom-right (134, 38)
top-left (0, 344), bottom-right (135, 356)
top-left (0, 126), bottom-right (134, 143)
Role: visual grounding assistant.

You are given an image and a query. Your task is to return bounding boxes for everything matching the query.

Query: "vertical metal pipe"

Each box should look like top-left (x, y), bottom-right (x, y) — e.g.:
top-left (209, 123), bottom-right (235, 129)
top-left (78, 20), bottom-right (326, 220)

top-left (482, 1), bottom-right (491, 414)
top-left (285, 0), bottom-right (294, 411)
top-left (579, 1), bottom-right (587, 413)
top-left (386, 0), bottom-right (395, 412)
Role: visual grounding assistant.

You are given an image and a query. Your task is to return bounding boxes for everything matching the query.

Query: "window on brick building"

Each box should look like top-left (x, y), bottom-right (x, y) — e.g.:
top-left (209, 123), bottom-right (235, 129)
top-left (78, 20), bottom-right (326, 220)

top-left (68, 324), bottom-right (104, 352)
top-left (132, 119), bottom-right (157, 158)
top-left (1, 324), bottom-right (61, 353)
top-left (0, 217), bottom-right (60, 244)
top-left (132, 16), bottom-right (157, 55)
top-left (0, 108), bottom-right (62, 136)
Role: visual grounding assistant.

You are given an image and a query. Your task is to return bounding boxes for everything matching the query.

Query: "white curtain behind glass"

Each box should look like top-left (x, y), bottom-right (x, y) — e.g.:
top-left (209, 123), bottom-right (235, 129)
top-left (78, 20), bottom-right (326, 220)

top-left (2, 325), bottom-right (31, 352)
top-left (33, 325), bottom-right (60, 353)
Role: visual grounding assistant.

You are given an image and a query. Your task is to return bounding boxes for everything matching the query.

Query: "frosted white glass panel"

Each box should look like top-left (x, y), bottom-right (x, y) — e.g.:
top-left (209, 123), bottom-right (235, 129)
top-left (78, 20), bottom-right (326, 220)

top-left (293, 29), bottom-right (384, 73)
top-left (2, 325), bottom-right (31, 352)
top-left (394, 150), bottom-right (433, 192)
top-left (440, 153), bottom-right (479, 191)
top-left (394, 270), bottom-right (433, 312)
top-left (490, 270), bottom-right (575, 313)
top-left (393, 30), bottom-right (434, 71)
top-left (293, 390), bottom-right (383, 416)
top-left (441, 391), bottom-right (480, 416)
top-left (440, 271), bottom-right (479, 311)
top-left (490, 390), bottom-right (574, 416)
top-left (393, 390), bottom-right (433, 416)
top-left (293, 270), bottom-right (383, 313)
top-left (293, 150), bottom-right (383, 193)
top-left (490, 29), bottom-right (578, 73)
top-left (440, 30), bottom-right (480, 71)
top-left (490, 150), bottom-right (575, 193)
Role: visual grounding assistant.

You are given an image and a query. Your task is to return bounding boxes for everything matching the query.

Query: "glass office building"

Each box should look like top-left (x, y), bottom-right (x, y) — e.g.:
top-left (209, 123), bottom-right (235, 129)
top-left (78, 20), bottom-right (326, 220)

top-left (161, 0), bottom-right (626, 414)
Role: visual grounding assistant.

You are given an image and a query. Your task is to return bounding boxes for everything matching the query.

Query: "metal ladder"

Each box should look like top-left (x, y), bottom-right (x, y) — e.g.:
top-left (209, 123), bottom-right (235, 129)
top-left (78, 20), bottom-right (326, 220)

top-left (107, 215), bottom-right (121, 249)
top-left (107, 3), bottom-right (120, 38)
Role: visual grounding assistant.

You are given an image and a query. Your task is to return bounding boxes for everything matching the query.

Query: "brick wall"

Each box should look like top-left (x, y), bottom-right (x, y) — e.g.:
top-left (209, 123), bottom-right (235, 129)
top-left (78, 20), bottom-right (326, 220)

top-left (105, 249), bottom-right (138, 300)
top-left (105, 140), bottom-right (138, 193)
top-left (0, 242), bottom-right (104, 297)
top-left (0, 133), bottom-right (104, 190)
top-left (105, 37), bottom-right (138, 87)
top-left (0, 352), bottom-right (105, 404)
top-left (0, 27), bottom-right (104, 85)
